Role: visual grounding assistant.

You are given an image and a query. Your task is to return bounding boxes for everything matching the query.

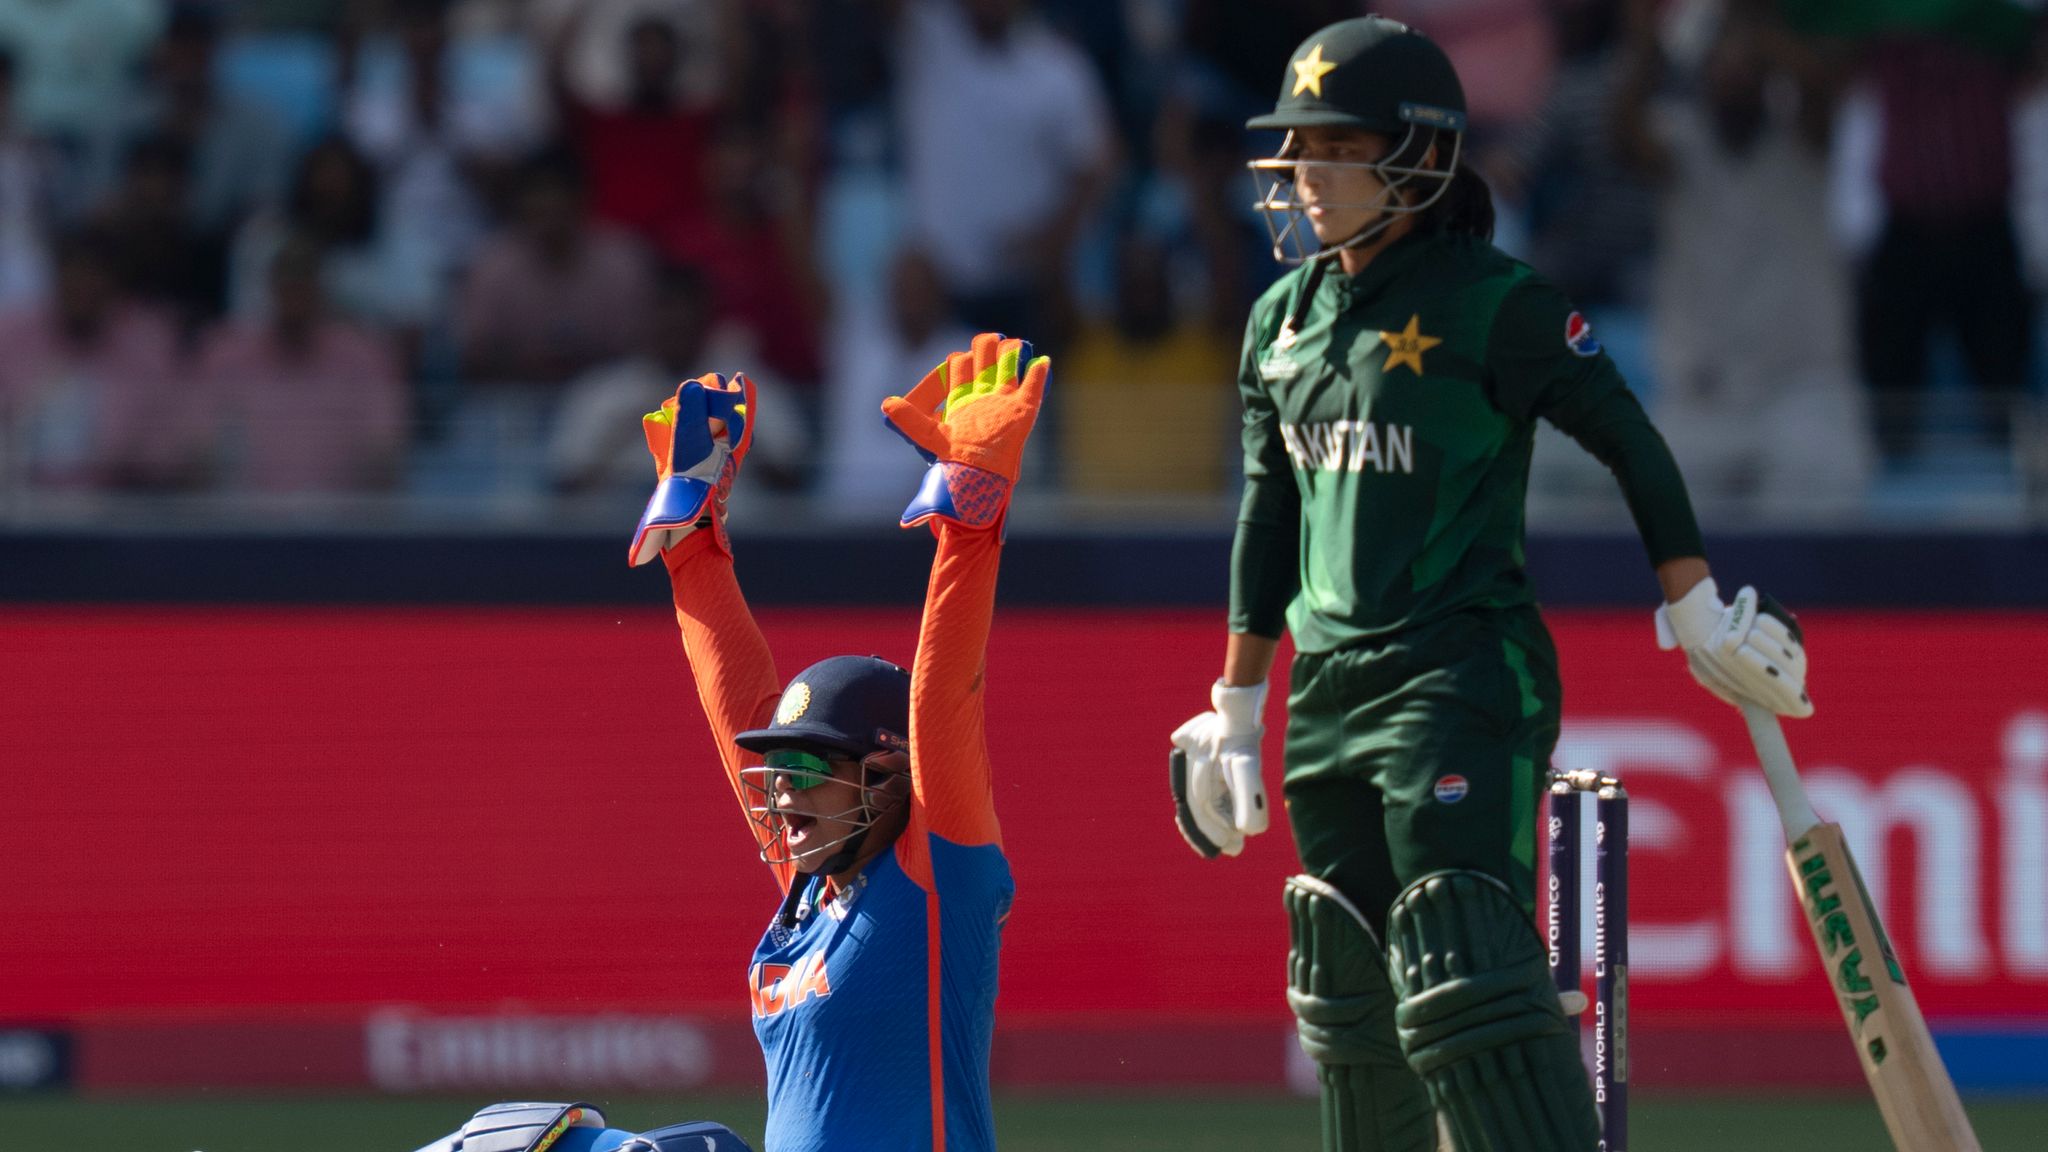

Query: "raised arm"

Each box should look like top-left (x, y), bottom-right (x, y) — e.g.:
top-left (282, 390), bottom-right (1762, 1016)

top-left (665, 533), bottom-right (785, 867)
top-left (632, 374), bottom-right (791, 884)
top-left (906, 522), bottom-right (1004, 846)
top-left (879, 333), bottom-right (1048, 848)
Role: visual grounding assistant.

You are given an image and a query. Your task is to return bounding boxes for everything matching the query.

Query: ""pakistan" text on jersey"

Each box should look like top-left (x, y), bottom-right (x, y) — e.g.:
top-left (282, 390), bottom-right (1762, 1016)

top-left (1279, 420), bottom-right (1416, 475)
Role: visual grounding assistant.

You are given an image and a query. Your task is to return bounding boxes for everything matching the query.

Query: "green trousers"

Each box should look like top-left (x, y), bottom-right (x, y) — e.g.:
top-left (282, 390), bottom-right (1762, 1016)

top-left (1282, 607), bottom-right (1561, 923)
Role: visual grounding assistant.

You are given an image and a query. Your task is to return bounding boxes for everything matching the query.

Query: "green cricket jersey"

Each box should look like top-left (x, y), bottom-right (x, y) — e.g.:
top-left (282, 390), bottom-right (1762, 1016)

top-left (1229, 230), bottom-right (1703, 653)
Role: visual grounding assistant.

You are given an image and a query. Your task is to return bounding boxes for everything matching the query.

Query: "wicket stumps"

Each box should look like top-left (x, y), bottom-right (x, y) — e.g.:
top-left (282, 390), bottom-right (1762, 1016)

top-left (1548, 770), bottom-right (1629, 1151)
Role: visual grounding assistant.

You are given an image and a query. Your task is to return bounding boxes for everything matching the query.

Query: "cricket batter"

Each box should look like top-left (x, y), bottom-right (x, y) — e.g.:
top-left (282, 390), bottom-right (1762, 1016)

top-left (1167, 17), bottom-right (1815, 1151)
top-left (631, 334), bottom-right (1046, 1152)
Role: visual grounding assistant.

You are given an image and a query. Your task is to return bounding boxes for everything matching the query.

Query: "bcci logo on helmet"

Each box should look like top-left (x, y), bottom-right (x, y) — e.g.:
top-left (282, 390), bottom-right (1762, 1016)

top-left (775, 683), bottom-right (811, 725)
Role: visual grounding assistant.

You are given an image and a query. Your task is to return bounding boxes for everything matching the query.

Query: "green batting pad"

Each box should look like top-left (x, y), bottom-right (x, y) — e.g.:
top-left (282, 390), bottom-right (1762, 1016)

top-left (1285, 875), bottom-right (1438, 1152)
top-left (1387, 870), bottom-right (1599, 1152)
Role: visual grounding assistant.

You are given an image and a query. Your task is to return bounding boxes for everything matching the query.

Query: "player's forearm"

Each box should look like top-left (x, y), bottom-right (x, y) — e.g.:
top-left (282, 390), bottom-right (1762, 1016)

top-left (1227, 511), bottom-right (1299, 640)
top-left (904, 522), bottom-right (1002, 827)
top-left (1558, 389), bottom-right (1706, 567)
top-left (911, 522), bottom-right (1001, 726)
top-left (1655, 556), bottom-right (1710, 604)
top-left (1610, 436), bottom-right (1706, 568)
top-left (665, 533), bottom-right (782, 758)
top-left (1223, 631), bottom-right (1279, 687)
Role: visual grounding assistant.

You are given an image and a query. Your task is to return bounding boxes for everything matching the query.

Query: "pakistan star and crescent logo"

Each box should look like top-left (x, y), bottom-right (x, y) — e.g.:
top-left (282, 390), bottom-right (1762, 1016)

top-left (1292, 43), bottom-right (1338, 98)
top-left (1380, 314), bottom-right (1442, 375)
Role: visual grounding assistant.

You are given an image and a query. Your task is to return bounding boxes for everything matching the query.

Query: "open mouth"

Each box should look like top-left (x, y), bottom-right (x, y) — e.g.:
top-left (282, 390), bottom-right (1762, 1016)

top-left (781, 811), bottom-right (817, 844)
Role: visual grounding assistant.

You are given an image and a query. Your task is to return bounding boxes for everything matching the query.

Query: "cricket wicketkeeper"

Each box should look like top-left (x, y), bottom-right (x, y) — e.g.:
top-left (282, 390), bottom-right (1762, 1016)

top-left (634, 334), bottom-right (1044, 1152)
top-left (1166, 17), bottom-right (1815, 1152)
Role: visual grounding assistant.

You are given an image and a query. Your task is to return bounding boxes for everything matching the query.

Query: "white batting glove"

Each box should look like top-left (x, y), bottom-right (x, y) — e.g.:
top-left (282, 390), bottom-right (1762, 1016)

top-left (1168, 680), bottom-right (1271, 859)
top-left (1656, 578), bottom-right (1814, 718)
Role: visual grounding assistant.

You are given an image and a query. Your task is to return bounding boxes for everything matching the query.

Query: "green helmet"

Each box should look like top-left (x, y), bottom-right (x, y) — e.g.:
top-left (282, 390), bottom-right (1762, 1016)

top-left (1247, 16), bottom-right (1466, 137)
top-left (1244, 17), bottom-right (1470, 264)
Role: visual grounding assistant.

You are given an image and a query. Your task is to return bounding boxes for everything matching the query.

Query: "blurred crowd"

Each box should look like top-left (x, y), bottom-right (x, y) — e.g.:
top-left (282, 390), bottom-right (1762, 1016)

top-left (0, 0), bottom-right (2039, 523)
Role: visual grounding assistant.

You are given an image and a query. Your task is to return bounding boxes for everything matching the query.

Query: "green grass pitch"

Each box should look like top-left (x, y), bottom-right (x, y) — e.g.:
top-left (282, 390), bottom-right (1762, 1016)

top-left (4, 1091), bottom-right (2046, 1150)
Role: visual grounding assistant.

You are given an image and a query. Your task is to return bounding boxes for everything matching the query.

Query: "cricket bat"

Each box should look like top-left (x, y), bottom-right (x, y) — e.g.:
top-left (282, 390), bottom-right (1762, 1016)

top-left (1740, 703), bottom-right (1982, 1152)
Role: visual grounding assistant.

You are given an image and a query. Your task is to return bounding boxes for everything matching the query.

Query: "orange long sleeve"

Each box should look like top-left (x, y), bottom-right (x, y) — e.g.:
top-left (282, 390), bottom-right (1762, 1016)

top-left (664, 531), bottom-right (791, 890)
top-left (905, 522), bottom-right (1004, 849)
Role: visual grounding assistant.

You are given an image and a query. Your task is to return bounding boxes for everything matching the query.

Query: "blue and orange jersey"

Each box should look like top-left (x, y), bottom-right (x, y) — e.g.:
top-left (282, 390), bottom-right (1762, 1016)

top-left (666, 522), bottom-right (1013, 1152)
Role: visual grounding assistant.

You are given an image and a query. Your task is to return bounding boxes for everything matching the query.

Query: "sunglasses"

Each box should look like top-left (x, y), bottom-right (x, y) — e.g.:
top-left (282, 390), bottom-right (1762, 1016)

top-left (763, 747), bottom-right (843, 790)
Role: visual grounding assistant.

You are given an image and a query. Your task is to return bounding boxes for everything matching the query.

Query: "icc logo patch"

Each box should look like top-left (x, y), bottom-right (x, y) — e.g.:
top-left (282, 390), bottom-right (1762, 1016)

top-left (1564, 312), bottom-right (1602, 358)
top-left (1434, 774), bottom-right (1470, 804)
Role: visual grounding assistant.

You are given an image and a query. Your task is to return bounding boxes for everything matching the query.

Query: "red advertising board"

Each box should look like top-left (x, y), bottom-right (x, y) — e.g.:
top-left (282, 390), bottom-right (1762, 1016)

top-left (3, 607), bottom-right (2045, 1087)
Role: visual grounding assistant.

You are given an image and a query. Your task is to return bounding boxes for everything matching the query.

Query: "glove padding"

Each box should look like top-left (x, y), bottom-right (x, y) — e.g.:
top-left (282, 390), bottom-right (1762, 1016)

top-left (1656, 577), bottom-right (1813, 718)
top-left (881, 332), bottom-right (1048, 531)
top-left (1168, 680), bottom-right (1270, 858)
top-left (628, 372), bottom-right (754, 565)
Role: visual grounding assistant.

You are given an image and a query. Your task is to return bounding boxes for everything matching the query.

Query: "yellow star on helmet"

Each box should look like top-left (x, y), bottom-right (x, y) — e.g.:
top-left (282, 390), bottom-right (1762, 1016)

top-left (1380, 314), bottom-right (1443, 375)
top-left (1292, 43), bottom-right (1338, 98)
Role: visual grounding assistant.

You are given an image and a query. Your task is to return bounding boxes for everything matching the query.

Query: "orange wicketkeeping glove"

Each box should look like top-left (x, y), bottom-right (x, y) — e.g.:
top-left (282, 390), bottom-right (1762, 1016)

top-left (879, 332), bottom-right (1049, 531)
top-left (627, 372), bottom-right (754, 565)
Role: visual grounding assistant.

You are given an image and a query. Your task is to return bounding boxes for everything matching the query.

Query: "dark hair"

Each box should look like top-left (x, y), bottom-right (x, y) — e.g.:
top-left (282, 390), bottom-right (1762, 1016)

top-left (1383, 125), bottom-right (1494, 242)
top-left (1422, 164), bottom-right (1495, 241)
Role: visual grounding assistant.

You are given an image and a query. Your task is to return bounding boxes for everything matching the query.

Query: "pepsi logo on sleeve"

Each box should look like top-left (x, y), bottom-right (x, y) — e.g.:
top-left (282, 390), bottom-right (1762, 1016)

top-left (1564, 312), bottom-right (1602, 358)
